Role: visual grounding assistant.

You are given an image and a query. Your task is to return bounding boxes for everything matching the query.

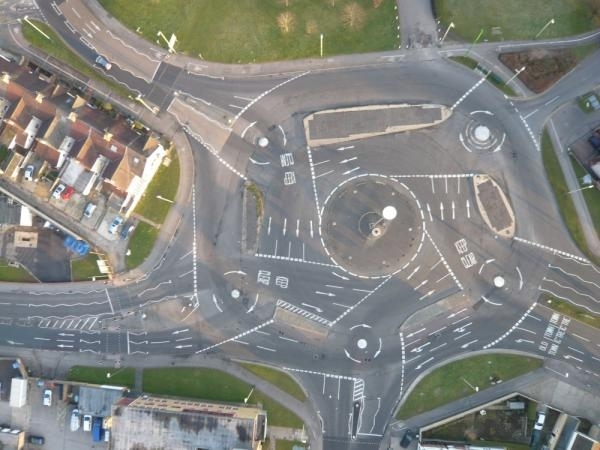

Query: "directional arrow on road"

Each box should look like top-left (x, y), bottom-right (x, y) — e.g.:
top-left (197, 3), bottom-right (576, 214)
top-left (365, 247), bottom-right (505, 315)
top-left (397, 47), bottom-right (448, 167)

top-left (80, 339), bottom-right (101, 344)
top-left (6, 340), bottom-right (23, 346)
top-left (172, 329), bottom-right (189, 335)
top-left (336, 145), bottom-right (355, 151)
top-left (410, 342), bottom-right (431, 353)
top-left (415, 357), bottom-right (434, 370)
top-left (340, 157), bottom-right (358, 164)
top-left (58, 333), bottom-right (75, 337)
top-left (57, 344), bottom-right (74, 349)
top-left (453, 322), bottom-right (472, 333)
top-left (301, 302), bottom-right (323, 313)
top-left (315, 291), bottom-right (335, 297)
top-left (515, 339), bottom-right (534, 344)
top-left (440, 202), bottom-right (444, 221)
top-left (175, 344), bottom-right (193, 349)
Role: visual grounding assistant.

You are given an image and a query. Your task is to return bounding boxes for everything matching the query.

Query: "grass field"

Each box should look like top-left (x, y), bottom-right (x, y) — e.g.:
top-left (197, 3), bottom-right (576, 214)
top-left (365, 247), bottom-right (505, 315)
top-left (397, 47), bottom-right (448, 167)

top-left (134, 152), bottom-right (179, 224)
top-left (99, 0), bottom-right (398, 63)
top-left (70, 253), bottom-right (105, 281)
top-left (450, 56), bottom-right (517, 96)
top-left (0, 260), bottom-right (37, 282)
top-left (276, 440), bottom-right (307, 450)
top-left (143, 368), bottom-right (303, 428)
top-left (542, 295), bottom-right (600, 329)
top-left (570, 156), bottom-right (600, 238)
top-left (434, 0), bottom-right (595, 42)
top-left (67, 365), bottom-right (136, 388)
top-left (395, 354), bottom-right (542, 419)
top-left (125, 221), bottom-right (159, 270)
top-left (240, 363), bottom-right (306, 402)
top-left (21, 19), bottom-right (132, 98)
top-left (541, 130), bottom-right (600, 265)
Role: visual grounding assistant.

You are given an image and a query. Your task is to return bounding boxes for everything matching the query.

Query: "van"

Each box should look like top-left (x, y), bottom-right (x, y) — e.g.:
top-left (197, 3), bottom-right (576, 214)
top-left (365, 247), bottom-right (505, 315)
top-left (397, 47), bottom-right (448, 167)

top-left (534, 412), bottom-right (546, 430)
top-left (83, 202), bottom-right (96, 218)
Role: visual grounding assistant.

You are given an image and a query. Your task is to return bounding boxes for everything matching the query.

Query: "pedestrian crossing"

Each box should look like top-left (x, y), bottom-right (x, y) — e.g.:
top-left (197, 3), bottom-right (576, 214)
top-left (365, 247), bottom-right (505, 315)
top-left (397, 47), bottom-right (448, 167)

top-left (352, 378), bottom-right (365, 402)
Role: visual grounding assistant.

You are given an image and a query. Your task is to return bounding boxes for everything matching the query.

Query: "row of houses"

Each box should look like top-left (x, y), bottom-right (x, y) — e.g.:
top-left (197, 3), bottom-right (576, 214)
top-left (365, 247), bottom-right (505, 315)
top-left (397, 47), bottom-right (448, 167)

top-left (0, 58), bottom-right (165, 217)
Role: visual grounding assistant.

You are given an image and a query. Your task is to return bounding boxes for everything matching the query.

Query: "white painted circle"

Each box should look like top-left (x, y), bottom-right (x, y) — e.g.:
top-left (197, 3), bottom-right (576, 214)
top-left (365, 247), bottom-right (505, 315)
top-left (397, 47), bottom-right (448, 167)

top-left (258, 137), bottom-right (269, 148)
top-left (231, 289), bottom-right (240, 299)
top-left (357, 338), bottom-right (368, 349)
top-left (474, 125), bottom-right (490, 142)
top-left (382, 205), bottom-right (397, 221)
top-left (493, 276), bottom-right (505, 288)
top-left (371, 227), bottom-right (382, 237)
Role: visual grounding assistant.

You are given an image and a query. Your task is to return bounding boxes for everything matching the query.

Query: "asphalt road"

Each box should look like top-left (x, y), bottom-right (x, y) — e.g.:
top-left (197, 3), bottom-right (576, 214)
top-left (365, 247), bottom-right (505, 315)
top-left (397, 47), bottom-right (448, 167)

top-left (1, 1), bottom-right (600, 449)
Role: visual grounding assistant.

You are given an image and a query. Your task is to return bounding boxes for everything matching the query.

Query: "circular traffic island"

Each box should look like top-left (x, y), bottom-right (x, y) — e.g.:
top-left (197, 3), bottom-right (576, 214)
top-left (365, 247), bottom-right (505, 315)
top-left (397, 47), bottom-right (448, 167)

top-left (321, 175), bottom-right (423, 278)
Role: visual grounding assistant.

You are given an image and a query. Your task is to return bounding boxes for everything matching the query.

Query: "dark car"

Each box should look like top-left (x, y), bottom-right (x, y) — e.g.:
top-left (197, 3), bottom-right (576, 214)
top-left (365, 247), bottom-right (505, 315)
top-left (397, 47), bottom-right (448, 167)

top-left (589, 134), bottom-right (600, 151)
top-left (400, 429), bottom-right (416, 448)
top-left (28, 435), bottom-right (45, 445)
top-left (120, 223), bottom-right (135, 240)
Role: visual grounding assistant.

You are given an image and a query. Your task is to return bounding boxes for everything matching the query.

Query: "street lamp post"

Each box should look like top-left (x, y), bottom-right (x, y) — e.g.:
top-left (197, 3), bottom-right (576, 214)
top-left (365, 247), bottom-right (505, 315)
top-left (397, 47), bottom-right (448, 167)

top-left (156, 195), bottom-right (174, 204)
top-left (243, 385), bottom-right (255, 404)
top-left (535, 18), bottom-right (555, 39)
top-left (567, 184), bottom-right (595, 195)
top-left (320, 34), bottom-right (324, 58)
top-left (465, 28), bottom-right (484, 56)
top-left (106, 367), bottom-right (126, 379)
top-left (439, 22), bottom-right (455, 46)
top-left (505, 66), bottom-right (526, 85)
top-left (22, 16), bottom-right (51, 41)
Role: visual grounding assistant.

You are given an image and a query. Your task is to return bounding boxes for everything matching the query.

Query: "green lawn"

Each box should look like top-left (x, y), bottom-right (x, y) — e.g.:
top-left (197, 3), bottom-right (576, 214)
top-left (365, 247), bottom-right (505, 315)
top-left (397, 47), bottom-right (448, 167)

top-left (143, 368), bottom-right (303, 428)
top-left (542, 295), bottom-right (600, 329)
top-left (98, 0), bottom-right (398, 63)
top-left (71, 253), bottom-right (105, 281)
top-left (450, 56), bottom-right (517, 97)
top-left (276, 440), bottom-right (306, 450)
top-left (541, 130), bottom-right (600, 265)
top-left (0, 260), bottom-right (37, 282)
top-left (134, 151), bottom-right (180, 224)
top-left (125, 221), bottom-right (159, 270)
top-left (570, 156), bottom-right (600, 238)
top-left (396, 354), bottom-right (542, 419)
top-left (241, 363), bottom-right (306, 402)
top-left (434, 0), bottom-right (596, 42)
top-left (67, 365), bottom-right (136, 388)
top-left (21, 20), bottom-right (132, 98)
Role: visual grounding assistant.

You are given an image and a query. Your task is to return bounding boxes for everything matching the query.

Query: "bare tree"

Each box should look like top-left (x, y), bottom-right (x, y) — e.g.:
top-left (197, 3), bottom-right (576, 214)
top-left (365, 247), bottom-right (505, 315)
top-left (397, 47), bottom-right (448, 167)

top-left (591, 0), bottom-right (600, 25)
top-left (277, 11), bottom-right (296, 34)
top-left (342, 3), bottom-right (366, 30)
top-left (305, 19), bottom-right (318, 35)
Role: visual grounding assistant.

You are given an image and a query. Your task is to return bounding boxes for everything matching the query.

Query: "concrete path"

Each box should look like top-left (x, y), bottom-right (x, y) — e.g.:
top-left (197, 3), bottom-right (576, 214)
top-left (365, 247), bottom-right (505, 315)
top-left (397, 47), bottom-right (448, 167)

top-left (397, 0), bottom-right (439, 49)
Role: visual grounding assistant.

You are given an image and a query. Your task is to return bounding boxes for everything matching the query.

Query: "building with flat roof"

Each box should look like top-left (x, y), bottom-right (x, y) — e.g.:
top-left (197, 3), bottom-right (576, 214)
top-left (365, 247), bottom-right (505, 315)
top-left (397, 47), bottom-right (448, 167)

top-left (110, 394), bottom-right (267, 450)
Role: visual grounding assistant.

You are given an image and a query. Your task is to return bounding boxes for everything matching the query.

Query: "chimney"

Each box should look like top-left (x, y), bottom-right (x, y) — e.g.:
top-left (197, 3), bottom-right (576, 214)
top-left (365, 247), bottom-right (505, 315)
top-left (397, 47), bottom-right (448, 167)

top-left (35, 92), bottom-right (45, 103)
top-left (68, 112), bottom-right (77, 122)
top-left (103, 131), bottom-right (113, 142)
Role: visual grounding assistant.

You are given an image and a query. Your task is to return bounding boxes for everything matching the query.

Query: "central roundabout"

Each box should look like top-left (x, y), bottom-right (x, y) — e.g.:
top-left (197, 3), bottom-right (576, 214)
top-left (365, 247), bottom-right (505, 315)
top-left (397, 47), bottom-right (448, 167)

top-left (320, 174), bottom-right (425, 279)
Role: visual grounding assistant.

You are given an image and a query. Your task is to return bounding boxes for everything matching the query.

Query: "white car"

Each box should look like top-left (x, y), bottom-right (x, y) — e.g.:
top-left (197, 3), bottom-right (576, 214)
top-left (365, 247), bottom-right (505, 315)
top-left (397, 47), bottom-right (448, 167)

top-left (534, 412), bottom-right (546, 431)
top-left (83, 414), bottom-right (92, 432)
top-left (52, 183), bottom-right (66, 199)
top-left (43, 389), bottom-right (52, 406)
top-left (23, 165), bottom-right (34, 181)
top-left (108, 216), bottom-right (123, 234)
top-left (70, 409), bottom-right (80, 431)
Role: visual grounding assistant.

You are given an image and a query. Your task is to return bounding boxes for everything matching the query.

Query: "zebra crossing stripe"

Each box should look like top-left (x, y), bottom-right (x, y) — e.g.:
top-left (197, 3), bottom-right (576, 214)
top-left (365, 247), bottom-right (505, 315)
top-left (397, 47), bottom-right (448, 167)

top-left (276, 299), bottom-right (333, 326)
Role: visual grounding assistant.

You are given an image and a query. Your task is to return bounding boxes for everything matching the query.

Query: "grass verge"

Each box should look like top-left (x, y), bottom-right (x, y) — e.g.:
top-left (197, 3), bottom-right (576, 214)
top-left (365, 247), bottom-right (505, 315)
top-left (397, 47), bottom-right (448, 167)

top-left (276, 440), bottom-right (307, 450)
top-left (395, 354), bottom-right (542, 419)
top-left (541, 295), bottom-right (600, 329)
top-left (246, 183), bottom-right (264, 219)
top-left (450, 56), bottom-right (517, 97)
top-left (570, 156), bottom-right (600, 238)
top-left (134, 151), bottom-right (180, 224)
top-left (0, 260), bottom-right (37, 282)
top-left (22, 20), bottom-right (132, 99)
top-left (541, 130), bottom-right (600, 265)
top-left (143, 367), bottom-right (303, 428)
top-left (125, 221), bottom-right (159, 270)
top-left (240, 363), bottom-right (306, 402)
top-left (434, 0), bottom-right (595, 41)
top-left (99, 0), bottom-right (398, 63)
top-left (67, 365), bottom-right (136, 388)
top-left (70, 253), bottom-right (104, 281)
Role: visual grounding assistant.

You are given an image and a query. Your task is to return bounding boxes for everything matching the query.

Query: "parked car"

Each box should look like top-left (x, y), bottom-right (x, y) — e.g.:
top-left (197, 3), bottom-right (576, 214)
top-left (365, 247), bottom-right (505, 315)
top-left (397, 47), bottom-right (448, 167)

top-left (108, 216), bottom-right (123, 234)
top-left (83, 414), bottom-right (92, 432)
top-left (23, 165), bottom-right (34, 181)
top-left (120, 223), bottom-right (135, 240)
top-left (42, 389), bottom-right (52, 406)
top-left (28, 435), bottom-right (45, 445)
top-left (83, 202), bottom-right (97, 218)
top-left (589, 134), bottom-right (600, 151)
top-left (70, 409), bottom-right (80, 432)
top-left (534, 412), bottom-right (546, 431)
top-left (400, 429), bottom-right (416, 448)
top-left (61, 186), bottom-right (75, 200)
top-left (94, 54), bottom-right (112, 70)
top-left (52, 183), bottom-right (66, 199)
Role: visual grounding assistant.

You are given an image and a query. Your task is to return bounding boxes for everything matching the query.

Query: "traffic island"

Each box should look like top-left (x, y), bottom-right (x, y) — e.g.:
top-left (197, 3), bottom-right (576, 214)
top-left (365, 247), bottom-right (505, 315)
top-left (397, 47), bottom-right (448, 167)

top-left (321, 175), bottom-right (424, 278)
top-left (473, 175), bottom-right (515, 238)
top-left (303, 104), bottom-right (451, 147)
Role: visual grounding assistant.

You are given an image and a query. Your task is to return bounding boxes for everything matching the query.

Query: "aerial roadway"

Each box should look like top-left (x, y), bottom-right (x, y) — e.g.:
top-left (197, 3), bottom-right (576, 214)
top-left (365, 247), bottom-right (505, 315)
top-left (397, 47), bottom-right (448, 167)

top-left (0, 1), bottom-right (598, 449)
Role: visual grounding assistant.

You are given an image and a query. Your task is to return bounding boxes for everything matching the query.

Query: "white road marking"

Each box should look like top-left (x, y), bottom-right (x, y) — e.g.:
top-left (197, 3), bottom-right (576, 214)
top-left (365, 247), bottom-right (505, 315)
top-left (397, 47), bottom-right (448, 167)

top-left (310, 220), bottom-right (314, 238)
top-left (279, 336), bottom-right (299, 343)
top-left (572, 333), bottom-right (589, 342)
top-left (277, 124), bottom-right (287, 147)
top-left (340, 157), bottom-right (358, 164)
top-left (440, 202), bottom-right (444, 221)
top-left (240, 121), bottom-right (257, 139)
top-left (105, 289), bottom-right (115, 314)
top-left (314, 169), bottom-right (334, 179)
top-left (451, 201), bottom-right (455, 220)
top-left (466, 200), bottom-right (471, 218)
top-left (343, 167), bottom-right (360, 175)
top-left (332, 271), bottom-right (349, 280)
top-left (283, 218), bottom-right (287, 236)
top-left (256, 345), bottom-right (276, 352)
top-left (523, 108), bottom-right (538, 119)
top-left (267, 216), bottom-right (272, 236)
top-left (296, 219), bottom-right (300, 237)
top-left (406, 266), bottom-right (420, 280)
top-left (427, 203), bottom-right (433, 222)
top-left (325, 284), bottom-right (344, 289)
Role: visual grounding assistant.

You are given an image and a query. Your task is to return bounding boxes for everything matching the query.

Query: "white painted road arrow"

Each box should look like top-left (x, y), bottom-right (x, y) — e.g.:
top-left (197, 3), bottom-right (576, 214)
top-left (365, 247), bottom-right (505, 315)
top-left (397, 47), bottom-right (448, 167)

top-left (460, 339), bottom-right (478, 349)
